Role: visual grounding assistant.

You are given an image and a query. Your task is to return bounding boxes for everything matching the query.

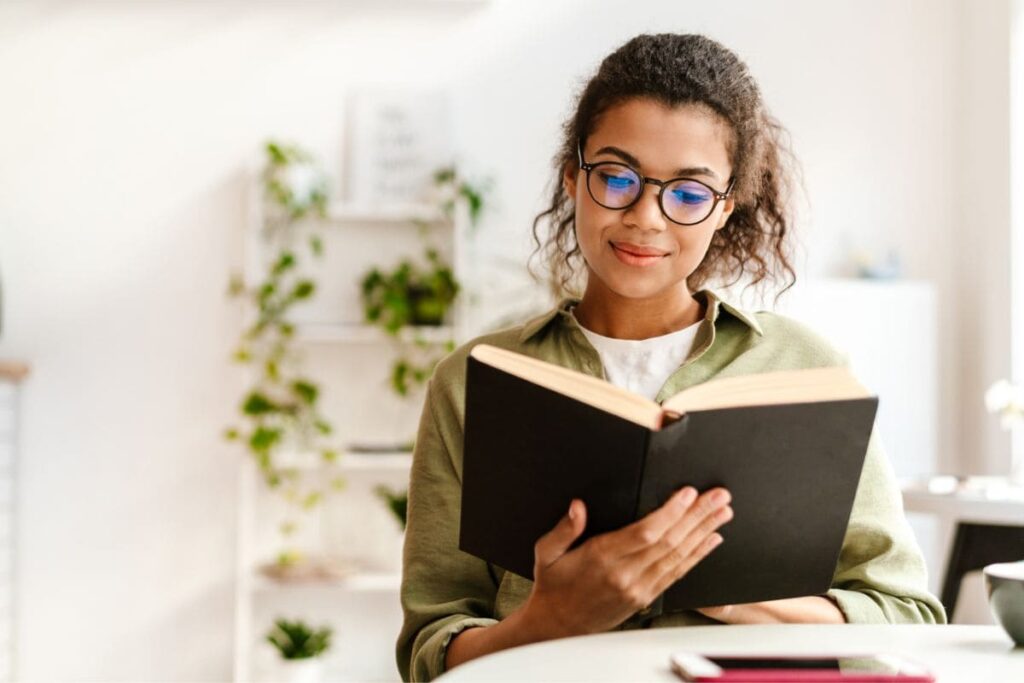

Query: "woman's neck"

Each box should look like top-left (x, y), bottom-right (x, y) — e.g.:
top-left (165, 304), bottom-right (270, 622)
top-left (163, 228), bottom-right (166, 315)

top-left (572, 281), bottom-right (705, 340)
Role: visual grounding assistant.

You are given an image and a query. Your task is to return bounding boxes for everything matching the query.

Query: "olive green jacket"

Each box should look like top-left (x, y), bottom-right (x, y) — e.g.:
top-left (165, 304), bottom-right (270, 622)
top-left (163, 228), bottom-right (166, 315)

top-left (396, 290), bottom-right (946, 682)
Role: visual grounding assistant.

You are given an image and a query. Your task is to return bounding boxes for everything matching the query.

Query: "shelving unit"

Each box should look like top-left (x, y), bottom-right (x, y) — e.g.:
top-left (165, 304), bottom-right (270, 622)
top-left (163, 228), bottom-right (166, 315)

top-left (295, 324), bottom-right (455, 345)
top-left (233, 175), bottom-right (474, 681)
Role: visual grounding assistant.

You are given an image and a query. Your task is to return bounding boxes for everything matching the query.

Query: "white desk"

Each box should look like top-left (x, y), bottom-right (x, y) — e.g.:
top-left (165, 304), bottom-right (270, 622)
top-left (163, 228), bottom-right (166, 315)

top-left (438, 625), bottom-right (1023, 682)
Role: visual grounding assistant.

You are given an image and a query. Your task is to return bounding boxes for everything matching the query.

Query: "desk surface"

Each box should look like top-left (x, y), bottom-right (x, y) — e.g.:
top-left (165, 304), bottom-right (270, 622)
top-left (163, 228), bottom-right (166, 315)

top-left (901, 478), bottom-right (1024, 525)
top-left (438, 625), bottom-right (1022, 682)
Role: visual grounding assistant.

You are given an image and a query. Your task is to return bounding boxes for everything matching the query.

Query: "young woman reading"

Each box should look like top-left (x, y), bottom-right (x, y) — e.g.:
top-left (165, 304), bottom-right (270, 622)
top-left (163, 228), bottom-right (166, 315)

top-left (396, 32), bottom-right (945, 683)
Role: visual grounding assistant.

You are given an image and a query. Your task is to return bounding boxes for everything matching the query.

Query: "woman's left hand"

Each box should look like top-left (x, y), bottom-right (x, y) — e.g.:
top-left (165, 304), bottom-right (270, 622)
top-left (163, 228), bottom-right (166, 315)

top-left (697, 596), bottom-right (846, 624)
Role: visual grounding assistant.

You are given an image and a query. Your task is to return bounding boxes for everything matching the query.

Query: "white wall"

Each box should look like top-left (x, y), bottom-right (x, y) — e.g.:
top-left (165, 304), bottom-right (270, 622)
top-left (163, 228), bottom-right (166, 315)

top-left (0, 0), bottom-right (1012, 679)
top-left (956, 0), bottom-right (1014, 477)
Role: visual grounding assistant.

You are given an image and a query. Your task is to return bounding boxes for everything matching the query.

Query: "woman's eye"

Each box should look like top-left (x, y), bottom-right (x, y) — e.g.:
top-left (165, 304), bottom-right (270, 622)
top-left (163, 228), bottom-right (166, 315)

top-left (672, 188), bottom-right (711, 205)
top-left (600, 173), bottom-right (636, 190)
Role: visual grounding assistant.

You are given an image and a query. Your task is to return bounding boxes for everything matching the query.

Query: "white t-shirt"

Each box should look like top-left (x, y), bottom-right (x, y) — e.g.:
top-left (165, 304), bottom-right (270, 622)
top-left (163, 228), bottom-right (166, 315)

top-left (573, 310), bottom-right (702, 401)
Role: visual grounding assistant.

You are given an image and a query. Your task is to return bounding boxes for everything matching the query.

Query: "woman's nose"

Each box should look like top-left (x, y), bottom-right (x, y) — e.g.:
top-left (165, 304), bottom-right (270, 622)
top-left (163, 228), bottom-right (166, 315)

top-left (622, 182), bottom-right (668, 231)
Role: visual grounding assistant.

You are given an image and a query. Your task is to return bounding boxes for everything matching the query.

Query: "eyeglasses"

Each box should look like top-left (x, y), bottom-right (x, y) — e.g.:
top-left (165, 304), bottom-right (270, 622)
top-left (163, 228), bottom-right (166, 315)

top-left (576, 143), bottom-right (735, 226)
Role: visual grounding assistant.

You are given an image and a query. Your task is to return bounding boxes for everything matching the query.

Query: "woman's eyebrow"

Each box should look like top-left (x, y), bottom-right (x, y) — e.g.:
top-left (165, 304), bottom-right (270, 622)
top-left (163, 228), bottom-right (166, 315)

top-left (593, 145), bottom-right (720, 180)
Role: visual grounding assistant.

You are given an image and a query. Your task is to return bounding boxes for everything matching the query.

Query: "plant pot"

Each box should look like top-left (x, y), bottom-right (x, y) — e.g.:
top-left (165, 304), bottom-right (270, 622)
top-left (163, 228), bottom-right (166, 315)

top-left (278, 657), bottom-right (323, 683)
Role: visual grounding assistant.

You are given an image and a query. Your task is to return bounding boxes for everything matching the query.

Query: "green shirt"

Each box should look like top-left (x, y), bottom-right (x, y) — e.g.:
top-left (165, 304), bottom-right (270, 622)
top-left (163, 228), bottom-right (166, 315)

top-left (396, 289), bottom-right (946, 682)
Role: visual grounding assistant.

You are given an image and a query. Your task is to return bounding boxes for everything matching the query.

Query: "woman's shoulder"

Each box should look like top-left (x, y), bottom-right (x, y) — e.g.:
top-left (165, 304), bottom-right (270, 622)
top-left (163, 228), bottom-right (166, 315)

top-left (429, 319), bottom-right (542, 398)
top-left (747, 309), bottom-right (850, 369)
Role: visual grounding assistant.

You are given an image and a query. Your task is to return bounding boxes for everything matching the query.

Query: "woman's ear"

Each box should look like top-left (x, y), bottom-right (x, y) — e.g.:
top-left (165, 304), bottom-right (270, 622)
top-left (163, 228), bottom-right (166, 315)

top-left (563, 164), bottom-right (578, 201)
top-left (715, 196), bottom-right (735, 231)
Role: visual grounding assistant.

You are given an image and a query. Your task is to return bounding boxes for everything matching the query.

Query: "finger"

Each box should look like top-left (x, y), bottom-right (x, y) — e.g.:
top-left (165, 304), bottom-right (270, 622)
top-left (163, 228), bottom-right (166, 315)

top-left (619, 488), bottom-right (731, 563)
top-left (533, 498), bottom-right (587, 570)
top-left (604, 486), bottom-right (699, 556)
top-left (644, 530), bottom-right (724, 598)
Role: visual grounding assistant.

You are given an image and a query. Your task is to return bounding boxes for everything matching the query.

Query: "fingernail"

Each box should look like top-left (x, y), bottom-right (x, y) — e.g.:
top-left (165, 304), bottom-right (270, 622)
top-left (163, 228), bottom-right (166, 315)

top-left (710, 534), bottom-right (723, 548)
top-left (568, 500), bottom-right (577, 521)
top-left (712, 489), bottom-right (730, 505)
top-left (679, 487), bottom-right (696, 506)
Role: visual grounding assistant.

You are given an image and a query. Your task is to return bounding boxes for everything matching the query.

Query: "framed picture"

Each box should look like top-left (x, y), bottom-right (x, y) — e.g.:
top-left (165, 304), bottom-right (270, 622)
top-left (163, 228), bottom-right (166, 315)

top-left (344, 89), bottom-right (452, 208)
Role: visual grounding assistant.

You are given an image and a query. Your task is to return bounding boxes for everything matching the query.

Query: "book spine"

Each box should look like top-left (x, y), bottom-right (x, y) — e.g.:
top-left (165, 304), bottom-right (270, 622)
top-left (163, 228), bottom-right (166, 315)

top-left (634, 415), bottom-right (691, 519)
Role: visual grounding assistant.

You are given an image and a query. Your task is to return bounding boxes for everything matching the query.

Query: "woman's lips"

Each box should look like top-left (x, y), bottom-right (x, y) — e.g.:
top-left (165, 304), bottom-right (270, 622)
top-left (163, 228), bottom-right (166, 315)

top-left (610, 241), bottom-right (669, 267)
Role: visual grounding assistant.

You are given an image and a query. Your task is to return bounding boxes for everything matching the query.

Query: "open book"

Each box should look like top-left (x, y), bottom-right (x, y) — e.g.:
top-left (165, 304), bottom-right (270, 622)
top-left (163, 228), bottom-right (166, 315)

top-left (459, 344), bottom-right (879, 612)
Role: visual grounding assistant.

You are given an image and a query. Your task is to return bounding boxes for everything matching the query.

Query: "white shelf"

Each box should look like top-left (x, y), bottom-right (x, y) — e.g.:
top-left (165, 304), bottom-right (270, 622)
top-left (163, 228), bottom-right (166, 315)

top-left (277, 451), bottom-right (413, 472)
top-left (325, 202), bottom-right (450, 225)
top-left (295, 323), bottom-right (455, 345)
top-left (252, 570), bottom-right (401, 594)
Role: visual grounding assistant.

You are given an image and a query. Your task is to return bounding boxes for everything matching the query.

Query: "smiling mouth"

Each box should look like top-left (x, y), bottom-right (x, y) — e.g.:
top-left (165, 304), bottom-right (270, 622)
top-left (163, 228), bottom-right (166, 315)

top-left (609, 241), bottom-right (669, 266)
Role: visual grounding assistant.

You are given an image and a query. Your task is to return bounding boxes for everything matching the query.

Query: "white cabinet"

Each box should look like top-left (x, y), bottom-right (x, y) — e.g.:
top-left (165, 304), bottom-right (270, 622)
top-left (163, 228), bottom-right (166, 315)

top-left (233, 196), bottom-right (473, 682)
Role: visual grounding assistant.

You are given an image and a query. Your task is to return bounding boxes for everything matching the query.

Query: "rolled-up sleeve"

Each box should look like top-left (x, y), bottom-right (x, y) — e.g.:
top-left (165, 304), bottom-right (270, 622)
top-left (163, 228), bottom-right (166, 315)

top-left (827, 430), bottom-right (947, 624)
top-left (396, 376), bottom-right (500, 682)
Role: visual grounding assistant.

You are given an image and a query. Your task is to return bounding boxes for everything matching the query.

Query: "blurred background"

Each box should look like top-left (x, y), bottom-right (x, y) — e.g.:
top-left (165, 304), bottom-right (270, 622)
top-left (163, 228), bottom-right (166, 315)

top-left (1, 0), bottom-right (1023, 680)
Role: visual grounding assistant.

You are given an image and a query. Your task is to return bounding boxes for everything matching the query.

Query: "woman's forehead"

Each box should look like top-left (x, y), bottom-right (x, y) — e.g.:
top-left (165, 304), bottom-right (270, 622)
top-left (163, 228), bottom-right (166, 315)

top-left (587, 98), bottom-right (733, 176)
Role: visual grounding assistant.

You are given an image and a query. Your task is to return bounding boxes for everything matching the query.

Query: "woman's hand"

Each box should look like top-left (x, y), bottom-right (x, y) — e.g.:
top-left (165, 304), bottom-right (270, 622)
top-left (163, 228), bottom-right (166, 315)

top-left (519, 486), bottom-right (733, 640)
top-left (697, 596), bottom-right (846, 624)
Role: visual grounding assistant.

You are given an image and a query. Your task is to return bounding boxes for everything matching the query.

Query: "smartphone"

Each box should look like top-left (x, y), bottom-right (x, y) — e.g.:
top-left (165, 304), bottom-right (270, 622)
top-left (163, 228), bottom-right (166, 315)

top-left (669, 652), bottom-right (934, 682)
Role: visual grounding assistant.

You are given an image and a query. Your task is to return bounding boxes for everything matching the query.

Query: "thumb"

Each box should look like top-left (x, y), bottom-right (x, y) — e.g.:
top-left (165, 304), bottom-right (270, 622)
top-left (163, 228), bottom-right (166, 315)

top-left (534, 499), bottom-right (587, 570)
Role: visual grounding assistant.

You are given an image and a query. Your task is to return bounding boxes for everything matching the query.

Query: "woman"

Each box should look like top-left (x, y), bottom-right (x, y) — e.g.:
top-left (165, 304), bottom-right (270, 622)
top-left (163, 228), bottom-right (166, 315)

top-left (396, 33), bottom-right (945, 683)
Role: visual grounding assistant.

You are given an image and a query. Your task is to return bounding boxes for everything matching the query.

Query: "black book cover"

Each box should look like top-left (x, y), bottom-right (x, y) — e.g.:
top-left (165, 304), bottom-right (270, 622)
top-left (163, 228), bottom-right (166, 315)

top-left (459, 354), bottom-right (878, 611)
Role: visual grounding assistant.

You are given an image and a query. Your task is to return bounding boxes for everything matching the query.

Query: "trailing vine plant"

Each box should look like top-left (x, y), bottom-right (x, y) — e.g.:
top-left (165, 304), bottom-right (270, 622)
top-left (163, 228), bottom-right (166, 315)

top-left (226, 141), bottom-right (345, 567)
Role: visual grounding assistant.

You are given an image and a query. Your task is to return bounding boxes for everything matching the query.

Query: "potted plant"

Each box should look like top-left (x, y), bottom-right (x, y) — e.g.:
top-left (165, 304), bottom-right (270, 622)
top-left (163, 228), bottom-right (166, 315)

top-left (361, 248), bottom-right (459, 396)
top-left (360, 248), bottom-right (459, 333)
top-left (266, 617), bottom-right (333, 683)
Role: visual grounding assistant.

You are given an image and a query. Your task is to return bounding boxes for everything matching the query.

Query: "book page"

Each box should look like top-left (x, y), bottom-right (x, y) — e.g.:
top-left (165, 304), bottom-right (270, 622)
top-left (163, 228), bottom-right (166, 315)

top-left (469, 345), bottom-right (665, 429)
top-left (662, 366), bottom-right (869, 415)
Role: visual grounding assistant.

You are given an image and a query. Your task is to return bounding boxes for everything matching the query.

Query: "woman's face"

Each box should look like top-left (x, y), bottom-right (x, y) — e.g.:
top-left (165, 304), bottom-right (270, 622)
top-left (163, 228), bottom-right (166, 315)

top-left (564, 98), bottom-right (735, 301)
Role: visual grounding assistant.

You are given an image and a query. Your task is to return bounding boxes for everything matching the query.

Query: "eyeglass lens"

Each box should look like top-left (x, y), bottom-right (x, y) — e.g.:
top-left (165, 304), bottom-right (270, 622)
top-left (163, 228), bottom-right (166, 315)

top-left (587, 163), bottom-right (718, 225)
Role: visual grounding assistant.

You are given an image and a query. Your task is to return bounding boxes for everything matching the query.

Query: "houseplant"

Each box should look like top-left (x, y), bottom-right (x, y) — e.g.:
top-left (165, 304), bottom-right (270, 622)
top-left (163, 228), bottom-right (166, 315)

top-left (359, 165), bottom-right (488, 397)
top-left (360, 248), bottom-right (459, 397)
top-left (266, 617), bottom-right (333, 683)
top-left (226, 141), bottom-right (346, 571)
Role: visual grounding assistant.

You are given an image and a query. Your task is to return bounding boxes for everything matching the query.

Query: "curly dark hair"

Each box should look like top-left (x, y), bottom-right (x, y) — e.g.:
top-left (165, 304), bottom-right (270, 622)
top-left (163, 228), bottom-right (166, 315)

top-left (531, 33), bottom-right (799, 299)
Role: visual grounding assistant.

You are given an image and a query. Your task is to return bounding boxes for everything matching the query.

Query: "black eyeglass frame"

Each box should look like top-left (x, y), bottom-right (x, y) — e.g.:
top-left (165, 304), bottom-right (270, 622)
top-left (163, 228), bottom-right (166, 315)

top-left (576, 142), bottom-right (736, 226)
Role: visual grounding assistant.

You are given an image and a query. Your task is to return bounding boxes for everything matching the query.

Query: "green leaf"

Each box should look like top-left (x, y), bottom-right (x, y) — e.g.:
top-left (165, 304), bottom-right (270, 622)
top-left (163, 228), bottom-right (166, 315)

top-left (292, 280), bottom-right (315, 300)
top-left (224, 428), bottom-right (240, 441)
top-left (249, 426), bottom-right (282, 452)
top-left (258, 282), bottom-right (276, 305)
top-left (242, 392), bottom-right (276, 415)
top-left (272, 252), bottom-right (296, 276)
top-left (314, 420), bottom-right (332, 435)
top-left (301, 491), bottom-right (322, 510)
top-left (292, 380), bottom-right (318, 405)
top-left (266, 141), bottom-right (289, 165)
top-left (309, 235), bottom-right (324, 257)
top-left (320, 449), bottom-right (338, 463)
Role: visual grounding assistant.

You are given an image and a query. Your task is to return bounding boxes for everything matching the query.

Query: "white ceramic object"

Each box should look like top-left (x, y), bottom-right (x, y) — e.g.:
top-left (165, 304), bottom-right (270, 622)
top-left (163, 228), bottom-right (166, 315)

top-left (277, 657), bottom-right (322, 683)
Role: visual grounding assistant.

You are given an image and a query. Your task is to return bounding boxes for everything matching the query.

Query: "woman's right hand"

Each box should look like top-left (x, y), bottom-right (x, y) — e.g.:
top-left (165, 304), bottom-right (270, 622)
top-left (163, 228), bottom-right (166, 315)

top-left (520, 486), bottom-right (733, 639)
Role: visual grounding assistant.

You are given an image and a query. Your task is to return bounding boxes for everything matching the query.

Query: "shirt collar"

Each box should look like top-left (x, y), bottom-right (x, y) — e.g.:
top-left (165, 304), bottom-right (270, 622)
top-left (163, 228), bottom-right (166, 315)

top-left (518, 288), bottom-right (763, 343)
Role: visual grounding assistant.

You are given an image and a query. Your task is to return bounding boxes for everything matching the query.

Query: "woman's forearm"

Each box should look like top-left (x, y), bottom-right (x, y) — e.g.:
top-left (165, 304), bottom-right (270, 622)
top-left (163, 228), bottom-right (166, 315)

top-left (445, 606), bottom-right (556, 671)
top-left (700, 596), bottom-right (846, 624)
